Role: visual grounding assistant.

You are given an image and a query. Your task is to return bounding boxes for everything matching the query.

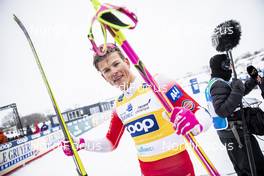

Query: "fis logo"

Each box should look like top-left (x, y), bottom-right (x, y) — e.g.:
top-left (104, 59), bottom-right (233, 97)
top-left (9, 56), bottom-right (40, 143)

top-left (126, 115), bottom-right (159, 137)
top-left (127, 103), bottom-right (133, 112)
top-left (166, 85), bottom-right (182, 103)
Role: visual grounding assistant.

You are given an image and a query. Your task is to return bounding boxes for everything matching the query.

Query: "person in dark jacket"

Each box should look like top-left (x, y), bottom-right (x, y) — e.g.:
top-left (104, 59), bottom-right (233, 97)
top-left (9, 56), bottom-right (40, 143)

top-left (40, 122), bottom-right (49, 132)
top-left (26, 125), bottom-right (33, 135)
top-left (205, 54), bottom-right (264, 176)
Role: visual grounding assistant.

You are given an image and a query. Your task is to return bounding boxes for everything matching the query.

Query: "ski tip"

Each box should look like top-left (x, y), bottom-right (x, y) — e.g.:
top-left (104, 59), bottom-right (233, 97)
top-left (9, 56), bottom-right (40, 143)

top-left (13, 14), bottom-right (19, 21)
top-left (13, 14), bottom-right (22, 26)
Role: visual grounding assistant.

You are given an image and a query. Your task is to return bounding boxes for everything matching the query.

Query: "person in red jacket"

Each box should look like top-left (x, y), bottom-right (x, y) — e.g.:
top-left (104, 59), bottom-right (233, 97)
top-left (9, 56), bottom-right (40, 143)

top-left (33, 121), bottom-right (40, 134)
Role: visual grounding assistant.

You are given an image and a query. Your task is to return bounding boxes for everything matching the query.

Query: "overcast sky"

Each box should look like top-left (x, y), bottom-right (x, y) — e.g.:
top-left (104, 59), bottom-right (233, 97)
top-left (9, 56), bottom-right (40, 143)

top-left (1, 0), bottom-right (264, 115)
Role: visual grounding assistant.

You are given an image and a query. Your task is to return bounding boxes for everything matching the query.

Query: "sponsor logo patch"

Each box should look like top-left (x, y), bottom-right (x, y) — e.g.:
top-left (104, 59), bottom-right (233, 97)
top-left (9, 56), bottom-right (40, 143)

top-left (117, 94), bottom-right (124, 102)
top-left (135, 99), bottom-right (151, 114)
top-left (181, 99), bottom-right (195, 110)
top-left (127, 103), bottom-right (133, 112)
top-left (126, 115), bottom-right (159, 137)
top-left (166, 85), bottom-right (182, 103)
top-left (138, 146), bottom-right (154, 154)
top-left (120, 103), bottom-right (134, 121)
top-left (120, 111), bottom-right (133, 121)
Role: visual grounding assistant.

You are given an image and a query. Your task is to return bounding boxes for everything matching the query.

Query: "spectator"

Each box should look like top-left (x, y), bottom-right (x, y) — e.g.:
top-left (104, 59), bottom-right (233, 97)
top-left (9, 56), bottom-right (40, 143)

top-left (33, 121), bottom-right (40, 134)
top-left (26, 125), bottom-right (33, 135)
top-left (0, 128), bottom-right (8, 144)
top-left (40, 122), bottom-right (49, 132)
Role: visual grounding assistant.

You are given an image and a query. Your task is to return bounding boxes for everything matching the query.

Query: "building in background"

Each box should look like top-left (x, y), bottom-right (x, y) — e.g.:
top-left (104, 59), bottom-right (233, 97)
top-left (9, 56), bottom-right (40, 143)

top-left (49, 101), bottom-right (112, 127)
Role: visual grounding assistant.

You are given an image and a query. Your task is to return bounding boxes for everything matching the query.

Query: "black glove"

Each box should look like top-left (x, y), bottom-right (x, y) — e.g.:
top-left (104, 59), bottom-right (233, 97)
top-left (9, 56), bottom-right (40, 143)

top-left (258, 77), bottom-right (264, 99)
top-left (247, 65), bottom-right (259, 80)
top-left (248, 66), bottom-right (264, 93)
top-left (231, 79), bottom-right (245, 94)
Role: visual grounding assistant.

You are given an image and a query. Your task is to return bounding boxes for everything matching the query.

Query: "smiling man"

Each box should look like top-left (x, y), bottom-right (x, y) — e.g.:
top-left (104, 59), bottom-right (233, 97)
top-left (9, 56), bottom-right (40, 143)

top-left (93, 45), bottom-right (135, 90)
top-left (62, 43), bottom-right (212, 176)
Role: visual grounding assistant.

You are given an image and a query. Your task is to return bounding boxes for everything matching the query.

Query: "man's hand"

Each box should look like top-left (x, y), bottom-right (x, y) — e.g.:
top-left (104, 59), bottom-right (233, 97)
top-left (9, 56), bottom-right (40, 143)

top-left (247, 65), bottom-right (259, 80)
top-left (61, 138), bottom-right (85, 156)
top-left (170, 107), bottom-right (203, 135)
top-left (231, 79), bottom-right (245, 94)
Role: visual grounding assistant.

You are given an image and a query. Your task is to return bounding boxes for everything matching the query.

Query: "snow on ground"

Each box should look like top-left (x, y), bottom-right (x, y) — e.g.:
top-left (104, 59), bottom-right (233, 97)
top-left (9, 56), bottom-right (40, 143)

top-left (10, 84), bottom-right (264, 176)
top-left (10, 119), bottom-right (141, 176)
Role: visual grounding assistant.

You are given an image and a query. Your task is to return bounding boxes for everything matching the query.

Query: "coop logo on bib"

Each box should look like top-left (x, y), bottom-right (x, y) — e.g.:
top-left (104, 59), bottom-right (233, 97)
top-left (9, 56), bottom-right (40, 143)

top-left (126, 115), bottom-right (159, 137)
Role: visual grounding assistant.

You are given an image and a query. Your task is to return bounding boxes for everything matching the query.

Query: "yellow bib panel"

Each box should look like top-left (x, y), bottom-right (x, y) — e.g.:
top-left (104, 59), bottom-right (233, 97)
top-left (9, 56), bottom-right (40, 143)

top-left (115, 84), bottom-right (185, 162)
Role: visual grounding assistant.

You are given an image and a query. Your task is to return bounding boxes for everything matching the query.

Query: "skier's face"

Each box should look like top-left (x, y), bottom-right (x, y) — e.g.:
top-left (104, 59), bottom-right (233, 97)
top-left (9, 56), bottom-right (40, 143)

top-left (97, 51), bottom-right (135, 90)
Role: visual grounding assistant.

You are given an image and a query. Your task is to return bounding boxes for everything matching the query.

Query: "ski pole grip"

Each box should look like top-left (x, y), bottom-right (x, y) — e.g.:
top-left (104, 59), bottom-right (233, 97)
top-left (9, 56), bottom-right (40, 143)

top-left (115, 6), bottom-right (138, 29)
top-left (97, 3), bottom-right (138, 30)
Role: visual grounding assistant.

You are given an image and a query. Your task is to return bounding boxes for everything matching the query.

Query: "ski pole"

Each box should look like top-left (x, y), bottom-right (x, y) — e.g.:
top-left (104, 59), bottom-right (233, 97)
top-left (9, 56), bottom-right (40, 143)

top-left (212, 19), bottom-right (257, 176)
top-left (13, 14), bottom-right (88, 176)
top-left (227, 50), bottom-right (257, 176)
top-left (88, 1), bottom-right (220, 175)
